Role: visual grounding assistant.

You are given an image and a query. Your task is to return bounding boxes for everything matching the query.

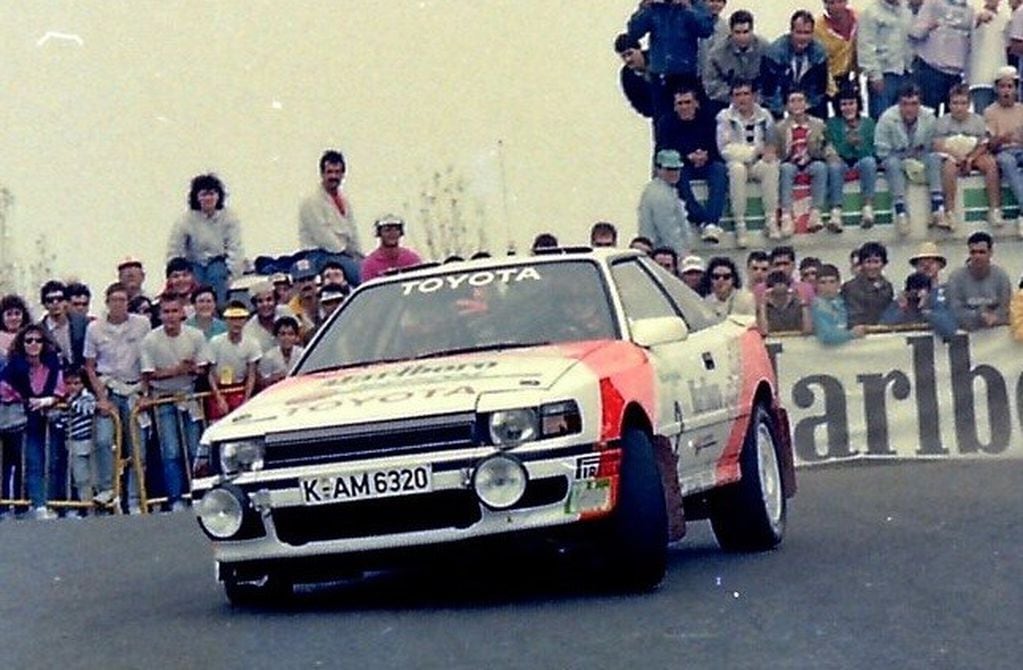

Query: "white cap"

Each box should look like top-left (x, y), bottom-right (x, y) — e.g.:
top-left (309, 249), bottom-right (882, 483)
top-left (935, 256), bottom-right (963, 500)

top-left (680, 255), bottom-right (705, 274)
top-left (995, 65), bottom-right (1019, 83)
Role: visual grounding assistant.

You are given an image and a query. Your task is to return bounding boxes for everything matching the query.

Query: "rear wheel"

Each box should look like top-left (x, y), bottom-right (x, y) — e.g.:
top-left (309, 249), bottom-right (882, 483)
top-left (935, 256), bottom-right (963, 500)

top-left (710, 405), bottom-right (786, 552)
top-left (222, 568), bottom-right (293, 607)
top-left (598, 427), bottom-right (668, 591)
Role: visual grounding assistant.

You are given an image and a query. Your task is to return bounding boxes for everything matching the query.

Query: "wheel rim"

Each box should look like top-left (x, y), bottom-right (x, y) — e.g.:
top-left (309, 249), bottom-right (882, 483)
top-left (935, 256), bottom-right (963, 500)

top-left (755, 421), bottom-right (783, 530)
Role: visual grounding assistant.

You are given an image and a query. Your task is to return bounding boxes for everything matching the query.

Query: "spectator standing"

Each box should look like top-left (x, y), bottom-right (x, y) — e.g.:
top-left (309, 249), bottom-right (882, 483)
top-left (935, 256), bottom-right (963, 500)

top-left (680, 255), bottom-right (707, 295)
top-left (614, 33), bottom-right (654, 120)
top-left (258, 316), bottom-right (304, 388)
top-left (287, 259), bottom-right (322, 338)
top-left (184, 285), bottom-right (227, 341)
top-left (361, 215), bottom-right (423, 282)
top-left (874, 84), bottom-right (942, 234)
top-left (932, 83), bottom-right (1002, 230)
top-left (752, 245), bottom-right (816, 304)
top-left (298, 149), bottom-right (363, 286)
top-left (698, 0), bottom-right (731, 84)
top-left (812, 264), bottom-right (864, 344)
top-left (946, 231), bottom-right (1012, 330)
top-left (655, 88), bottom-right (728, 243)
top-left (842, 241), bottom-right (895, 327)
top-left (626, 0), bottom-right (715, 122)
top-left (38, 280), bottom-right (89, 370)
top-left (66, 283), bottom-right (93, 320)
top-left (629, 236), bottom-right (654, 255)
top-left (763, 11), bottom-right (830, 119)
top-left (775, 89), bottom-right (833, 235)
top-left (590, 222), bottom-right (619, 247)
top-left (0, 325), bottom-right (64, 519)
top-left (858, 0), bottom-right (914, 119)
top-left (651, 247), bottom-right (679, 276)
top-left (532, 233), bottom-right (559, 254)
top-left (704, 256), bottom-right (755, 319)
top-left (61, 368), bottom-right (98, 512)
top-left (83, 282), bottom-right (152, 513)
top-left (117, 258), bottom-right (148, 302)
top-left (139, 294), bottom-right (211, 511)
top-left (815, 0), bottom-right (860, 106)
top-left (638, 150), bottom-right (691, 255)
top-left (969, 0), bottom-right (1010, 113)
top-left (986, 65), bottom-right (1023, 237)
top-left (799, 257), bottom-right (823, 291)
top-left (0, 294), bottom-right (31, 518)
top-left (243, 282), bottom-right (284, 353)
top-left (826, 83), bottom-right (878, 228)
top-left (162, 257), bottom-right (199, 317)
top-left (746, 250), bottom-right (771, 293)
top-left (207, 302), bottom-right (261, 422)
top-left (716, 80), bottom-right (781, 246)
top-left (909, 0), bottom-right (974, 114)
top-left (757, 270), bottom-right (811, 334)
top-left (880, 271), bottom-right (958, 337)
top-left (0, 294), bottom-right (31, 355)
top-left (702, 9), bottom-right (769, 117)
top-left (166, 173), bottom-right (244, 307)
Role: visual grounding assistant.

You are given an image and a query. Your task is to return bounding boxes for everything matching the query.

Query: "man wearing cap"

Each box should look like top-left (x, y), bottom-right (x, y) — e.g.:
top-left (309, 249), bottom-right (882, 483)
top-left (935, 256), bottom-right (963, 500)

top-left (243, 281), bottom-right (288, 353)
top-left (287, 258), bottom-right (321, 337)
top-left (986, 65), bottom-right (1023, 237)
top-left (361, 215), bottom-right (423, 282)
top-left (680, 255), bottom-right (706, 294)
top-left (207, 301), bottom-right (262, 422)
top-left (117, 258), bottom-right (148, 301)
top-left (655, 87), bottom-right (727, 243)
top-left (298, 149), bottom-right (363, 287)
top-left (84, 282), bottom-right (152, 511)
top-left (638, 149), bottom-right (691, 257)
top-left (271, 272), bottom-right (292, 306)
top-left (946, 231), bottom-right (1012, 330)
top-left (906, 240), bottom-right (955, 333)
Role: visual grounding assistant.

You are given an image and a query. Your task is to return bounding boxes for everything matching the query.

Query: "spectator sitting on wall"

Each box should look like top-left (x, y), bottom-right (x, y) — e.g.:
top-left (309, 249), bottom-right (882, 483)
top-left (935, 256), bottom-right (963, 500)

top-left (842, 240), bottom-right (895, 327)
top-left (775, 89), bottom-right (833, 235)
top-left (826, 82), bottom-right (878, 229)
top-left (298, 149), bottom-right (363, 286)
top-left (986, 65), bottom-right (1023, 238)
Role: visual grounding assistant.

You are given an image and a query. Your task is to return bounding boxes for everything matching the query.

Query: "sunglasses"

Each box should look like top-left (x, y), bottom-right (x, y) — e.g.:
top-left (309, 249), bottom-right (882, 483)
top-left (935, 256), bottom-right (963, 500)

top-left (24, 337), bottom-right (44, 344)
top-left (711, 273), bottom-right (733, 280)
top-left (43, 295), bottom-right (65, 304)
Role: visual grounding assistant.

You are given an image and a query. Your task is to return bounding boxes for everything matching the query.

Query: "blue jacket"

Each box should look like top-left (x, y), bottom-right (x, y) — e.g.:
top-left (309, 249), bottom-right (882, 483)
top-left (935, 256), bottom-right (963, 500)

top-left (627, 1), bottom-right (715, 77)
top-left (811, 296), bottom-right (856, 345)
top-left (762, 34), bottom-right (829, 117)
top-left (879, 286), bottom-right (958, 340)
top-left (620, 59), bottom-right (654, 118)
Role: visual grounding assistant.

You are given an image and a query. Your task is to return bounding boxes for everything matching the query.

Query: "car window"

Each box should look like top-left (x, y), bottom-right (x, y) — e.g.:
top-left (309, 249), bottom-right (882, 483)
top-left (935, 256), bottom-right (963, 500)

top-left (296, 260), bottom-right (619, 372)
top-left (638, 256), bottom-right (717, 332)
top-left (610, 260), bottom-right (681, 328)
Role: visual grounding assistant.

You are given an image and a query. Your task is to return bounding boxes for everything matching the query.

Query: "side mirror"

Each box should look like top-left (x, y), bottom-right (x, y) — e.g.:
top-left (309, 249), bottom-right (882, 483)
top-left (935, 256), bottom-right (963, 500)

top-left (631, 316), bottom-right (689, 347)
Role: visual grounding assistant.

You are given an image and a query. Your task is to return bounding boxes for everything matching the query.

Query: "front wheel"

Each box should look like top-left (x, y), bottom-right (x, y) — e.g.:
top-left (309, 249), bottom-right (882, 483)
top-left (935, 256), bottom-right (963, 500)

top-left (710, 405), bottom-right (786, 552)
top-left (597, 427), bottom-right (668, 591)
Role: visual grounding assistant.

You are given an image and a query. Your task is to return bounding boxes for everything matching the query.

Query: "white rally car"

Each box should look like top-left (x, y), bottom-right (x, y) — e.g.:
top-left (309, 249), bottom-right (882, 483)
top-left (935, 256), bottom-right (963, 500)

top-left (192, 249), bottom-right (796, 605)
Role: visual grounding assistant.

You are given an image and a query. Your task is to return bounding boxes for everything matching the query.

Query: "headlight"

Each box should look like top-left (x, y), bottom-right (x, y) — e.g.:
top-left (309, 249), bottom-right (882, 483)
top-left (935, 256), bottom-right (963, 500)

top-left (197, 487), bottom-right (245, 539)
top-left (489, 409), bottom-right (538, 447)
top-left (473, 454), bottom-right (528, 509)
top-left (218, 440), bottom-right (265, 475)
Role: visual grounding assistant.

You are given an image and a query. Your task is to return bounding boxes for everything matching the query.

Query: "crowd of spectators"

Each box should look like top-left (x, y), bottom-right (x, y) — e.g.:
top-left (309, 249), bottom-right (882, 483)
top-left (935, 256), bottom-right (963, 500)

top-left (618, 0), bottom-right (1023, 252)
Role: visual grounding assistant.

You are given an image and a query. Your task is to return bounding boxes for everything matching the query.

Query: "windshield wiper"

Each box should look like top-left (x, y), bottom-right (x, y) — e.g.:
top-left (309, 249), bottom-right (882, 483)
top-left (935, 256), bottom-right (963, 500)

top-left (408, 341), bottom-right (552, 361)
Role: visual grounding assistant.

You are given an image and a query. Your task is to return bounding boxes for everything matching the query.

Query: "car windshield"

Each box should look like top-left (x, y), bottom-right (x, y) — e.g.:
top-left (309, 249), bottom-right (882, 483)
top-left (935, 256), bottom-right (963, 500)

top-left (297, 260), bottom-right (618, 373)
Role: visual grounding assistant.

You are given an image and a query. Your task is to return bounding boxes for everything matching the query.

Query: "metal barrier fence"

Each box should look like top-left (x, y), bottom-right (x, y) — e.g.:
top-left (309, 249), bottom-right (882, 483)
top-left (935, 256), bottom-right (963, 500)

top-left (0, 404), bottom-right (125, 516)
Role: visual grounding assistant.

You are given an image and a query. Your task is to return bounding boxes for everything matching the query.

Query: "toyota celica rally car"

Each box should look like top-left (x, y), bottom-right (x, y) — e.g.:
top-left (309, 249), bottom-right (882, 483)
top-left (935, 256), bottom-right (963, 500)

top-left (191, 248), bottom-right (796, 605)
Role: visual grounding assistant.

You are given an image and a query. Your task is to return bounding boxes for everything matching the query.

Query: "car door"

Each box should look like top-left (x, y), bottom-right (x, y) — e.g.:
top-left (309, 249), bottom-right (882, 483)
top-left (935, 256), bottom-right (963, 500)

top-left (610, 259), bottom-right (735, 492)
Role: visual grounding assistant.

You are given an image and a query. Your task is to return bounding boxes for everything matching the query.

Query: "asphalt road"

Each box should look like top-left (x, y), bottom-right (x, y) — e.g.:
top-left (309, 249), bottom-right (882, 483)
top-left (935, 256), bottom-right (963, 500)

top-left (1, 460), bottom-right (1020, 670)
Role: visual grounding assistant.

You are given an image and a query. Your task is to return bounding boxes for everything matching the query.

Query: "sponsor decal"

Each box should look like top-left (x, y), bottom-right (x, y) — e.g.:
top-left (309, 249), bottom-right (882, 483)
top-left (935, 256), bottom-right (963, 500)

top-left (401, 267), bottom-right (541, 295)
top-left (575, 454), bottom-right (601, 480)
top-left (324, 361), bottom-right (499, 388)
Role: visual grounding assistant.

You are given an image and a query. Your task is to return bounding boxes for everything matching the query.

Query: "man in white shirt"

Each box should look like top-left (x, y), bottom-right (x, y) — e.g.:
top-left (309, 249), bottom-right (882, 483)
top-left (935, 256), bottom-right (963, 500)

top-left (298, 149), bottom-right (363, 286)
top-left (208, 302), bottom-right (262, 422)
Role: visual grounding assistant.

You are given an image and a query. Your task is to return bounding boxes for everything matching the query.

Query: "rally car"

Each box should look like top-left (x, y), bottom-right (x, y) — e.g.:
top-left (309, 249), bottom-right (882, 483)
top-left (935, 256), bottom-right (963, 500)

top-left (191, 248), bottom-right (796, 605)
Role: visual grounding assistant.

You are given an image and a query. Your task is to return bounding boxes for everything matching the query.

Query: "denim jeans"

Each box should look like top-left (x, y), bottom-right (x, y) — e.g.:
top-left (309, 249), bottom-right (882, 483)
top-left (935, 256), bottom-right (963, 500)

top-left (94, 392), bottom-right (138, 503)
top-left (828, 157), bottom-right (877, 207)
top-left (191, 258), bottom-right (229, 308)
top-left (914, 59), bottom-right (961, 115)
top-left (881, 153), bottom-right (943, 211)
top-left (780, 160), bottom-right (828, 210)
top-left (303, 249), bottom-right (363, 287)
top-left (23, 414), bottom-right (47, 507)
top-left (153, 403), bottom-right (201, 503)
top-left (677, 160), bottom-right (727, 225)
top-left (995, 148), bottom-right (1023, 207)
top-left (868, 73), bottom-right (905, 120)
top-left (46, 420), bottom-right (67, 506)
top-left (0, 431), bottom-right (23, 507)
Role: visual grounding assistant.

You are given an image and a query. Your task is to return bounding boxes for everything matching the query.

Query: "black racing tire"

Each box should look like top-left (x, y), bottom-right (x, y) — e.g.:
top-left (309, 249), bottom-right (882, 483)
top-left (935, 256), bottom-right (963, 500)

top-left (710, 404), bottom-right (786, 552)
top-left (222, 569), bottom-right (293, 608)
top-left (598, 426), bottom-right (668, 591)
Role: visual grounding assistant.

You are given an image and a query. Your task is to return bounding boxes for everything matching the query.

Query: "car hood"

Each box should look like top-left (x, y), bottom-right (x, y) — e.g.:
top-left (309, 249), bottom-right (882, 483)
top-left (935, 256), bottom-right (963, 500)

top-left (207, 342), bottom-right (606, 439)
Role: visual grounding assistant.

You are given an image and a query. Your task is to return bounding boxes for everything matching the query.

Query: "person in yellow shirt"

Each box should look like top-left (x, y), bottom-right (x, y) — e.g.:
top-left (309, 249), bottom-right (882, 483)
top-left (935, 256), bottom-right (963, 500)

top-left (816, 0), bottom-right (859, 108)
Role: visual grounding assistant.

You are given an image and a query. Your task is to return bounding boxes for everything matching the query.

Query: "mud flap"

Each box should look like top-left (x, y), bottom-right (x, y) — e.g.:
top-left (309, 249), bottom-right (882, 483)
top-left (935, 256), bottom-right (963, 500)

top-left (652, 435), bottom-right (686, 541)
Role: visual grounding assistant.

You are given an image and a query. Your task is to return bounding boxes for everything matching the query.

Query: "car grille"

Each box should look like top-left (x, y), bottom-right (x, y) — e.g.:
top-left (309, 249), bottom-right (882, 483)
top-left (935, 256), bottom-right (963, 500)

top-left (261, 413), bottom-right (476, 469)
top-left (271, 477), bottom-right (570, 545)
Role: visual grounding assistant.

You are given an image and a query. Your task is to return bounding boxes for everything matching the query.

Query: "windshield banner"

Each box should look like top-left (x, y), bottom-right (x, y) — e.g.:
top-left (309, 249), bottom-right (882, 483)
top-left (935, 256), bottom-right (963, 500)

top-left (767, 328), bottom-right (1023, 465)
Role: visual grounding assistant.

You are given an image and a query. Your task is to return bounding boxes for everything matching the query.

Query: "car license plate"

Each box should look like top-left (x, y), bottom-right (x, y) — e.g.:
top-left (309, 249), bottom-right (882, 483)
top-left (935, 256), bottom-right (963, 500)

top-left (300, 465), bottom-right (432, 505)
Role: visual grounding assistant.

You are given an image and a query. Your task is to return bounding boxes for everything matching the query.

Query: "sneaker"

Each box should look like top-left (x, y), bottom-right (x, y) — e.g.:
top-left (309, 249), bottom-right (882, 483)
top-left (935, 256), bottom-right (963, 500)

top-left (806, 209), bottom-right (823, 233)
top-left (988, 208), bottom-right (1005, 228)
top-left (779, 211), bottom-right (795, 237)
top-left (32, 506), bottom-right (57, 521)
top-left (929, 205), bottom-right (946, 228)
top-left (860, 204), bottom-right (875, 229)
top-left (941, 209), bottom-right (958, 231)
top-left (896, 212), bottom-right (910, 235)
top-left (733, 221), bottom-right (749, 248)
top-left (128, 502), bottom-right (142, 515)
top-left (827, 207), bottom-right (844, 233)
top-left (170, 500), bottom-right (188, 513)
top-left (93, 489), bottom-right (116, 506)
top-left (701, 223), bottom-right (723, 244)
